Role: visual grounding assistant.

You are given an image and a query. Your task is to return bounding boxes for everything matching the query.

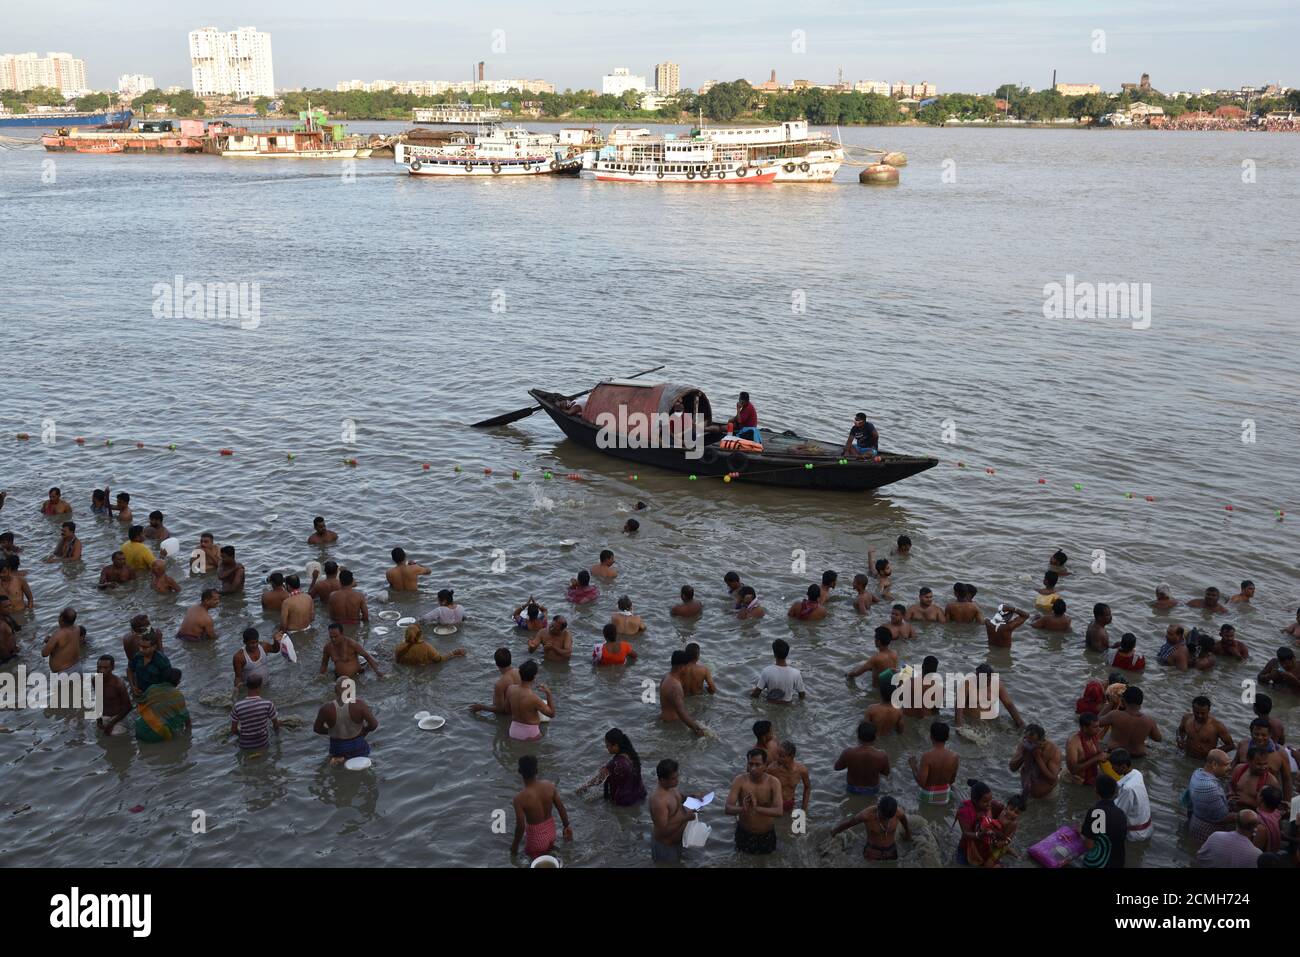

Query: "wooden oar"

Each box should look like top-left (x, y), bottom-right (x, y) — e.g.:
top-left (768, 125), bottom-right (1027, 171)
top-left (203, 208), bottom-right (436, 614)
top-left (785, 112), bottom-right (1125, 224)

top-left (471, 365), bottom-right (665, 428)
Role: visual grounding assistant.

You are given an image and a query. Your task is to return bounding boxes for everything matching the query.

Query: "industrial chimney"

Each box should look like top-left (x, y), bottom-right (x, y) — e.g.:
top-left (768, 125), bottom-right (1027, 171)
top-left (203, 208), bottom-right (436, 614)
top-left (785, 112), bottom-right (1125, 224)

top-left (478, 61), bottom-right (485, 82)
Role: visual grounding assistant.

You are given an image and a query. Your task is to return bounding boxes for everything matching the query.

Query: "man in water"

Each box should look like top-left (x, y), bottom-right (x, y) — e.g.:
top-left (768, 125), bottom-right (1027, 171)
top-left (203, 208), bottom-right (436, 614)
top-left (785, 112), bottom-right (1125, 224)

top-left (752, 720), bottom-right (781, 766)
top-left (44, 522), bottom-right (82, 562)
top-left (945, 583), bottom-right (981, 623)
top-left (0, 596), bottom-right (19, 664)
top-left (867, 549), bottom-right (893, 598)
top-left (735, 585), bottom-right (764, 620)
top-left (308, 516), bottom-right (338, 546)
top-left (1079, 776), bottom-right (1127, 869)
top-left (96, 551), bottom-right (135, 590)
top-left (1230, 747), bottom-right (1280, 810)
top-left (197, 532), bottom-right (220, 573)
top-left (1109, 749), bottom-right (1152, 842)
top-left (1282, 608), bottom-right (1300, 640)
top-left (1098, 686), bottom-right (1162, 757)
top-left (149, 559), bottom-right (180, 594)
top-left (649, 758), bottom-right (696, 864)
top-left (723, 571), bottom-right (743, 599)
top-left (280, 575), bottom-right (313, 630)
top-left (176, 589), bottom-right (220, 642)
top-left (883, 604), bottom-right (916, 640)
top-left (217, 545), bottom-right (245, 594)
top-left (660, 650), bottom-right (706, 735)
top-left (847, 627), bottom-right (898, 687)
top-left (590, 549), bottom-right (618, 580)
top-left (1152, 583), bottom-right (1179, 611)
top-left (326, 569), bottom-right (369, 627)
top-left (681, 643), bottom-right (715, 695)
top-left (842, 412), bottom-right (879, 459)
top-left (41, 607), bottom-right (83, 673)
top-left (510, 755), bottom-right (572, 859)
top-left (385, 547), bottom-right (429, 591)
top-left (1066, 713), bottom-right (1110, 785)
top-left (96, 655), bottom-right (132, 735)
top-left (320, 621), bottom-right (384, 679)
top-left (866, 673), bottom-right (905, 735)
top-left (753, 638), bottom-right (806, 704)
top-left (832, 795), bottom-right (912, 860)
top-left (1178, 696), bottom-right (1235, 760)
top-left (852, 574), bottom-right (880, 615)
top-left (231, 671), bottom-right (281, 752)
top-left (611, 595), bottom-right (646, 635)
top-left (121, 614), bottom-right (152, 660)
top-left (954, 664), bottom-right (1025, 728)
top-left (529, 616), bottom-right (573, 662)
top-left (985, 604), bottom-right (1030, 647)
top-left (505, 659), bottom-right (553, 741)
top-left (144, 510), bottom-right (170, 542)
top-left (1048, 550), bottom-right (1070, 578)
top-left (1156, 623), bottom-right (1191, 669)
top-left (818, 570), bottom-right (839, 604)
top-left (1010, 724), bottom-right (1062, 800)
top-left (234, 626), bottom-right (282, 689)
top-left (670, 585), bottom-right (702, 618)
top-left (1085, 603), bottom-right (1113, 651)
top-left (1188, 586), bottom-right (1229, 614)
top-left (1214, 624), bottom-right (1249, 660)
top-left (314, 676), bottom-right (379, 766)
top-left (1230, 580), bottom-right (1255, 604)
top-left (1233, 719), bottom-right (1293, 802)
top-left (1030, 598), bottom-right (1072, 632)
top-left (1258, 647), bottom-right (1300, 692)
top-left (725, 748), bottom-right (782, 855)
top-left (261, 572), bottom-right (289, 614)
top-left (835, 721), bottom-right (890, 795)
top-left (787, 584), bottom-right (827, 621)
top-left (1195, 810), bottom-right (1261, 868)
top-left (111, 492), bottom-right (133, 524)
top-left (905, 586), bottom-right (944, 622)
top-left (771, 741), bottom-right (811, 816)
top-left (40, 487), bottom-right (72, 516)
top-left (469, 648), bottom-right (521, 716)
top-left (909, 721), bottom-right (959, 806)
top-left (309, 560), bottom-right (341, 603)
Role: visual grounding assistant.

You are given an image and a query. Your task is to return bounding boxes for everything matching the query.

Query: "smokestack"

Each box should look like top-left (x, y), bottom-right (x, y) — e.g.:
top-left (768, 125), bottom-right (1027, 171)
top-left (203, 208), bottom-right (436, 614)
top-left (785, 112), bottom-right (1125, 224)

top-left (770, 69), bottom-right (776, 83)
top-left (1052, 68), bottom-right (1056, 90)
top-left (478, 61), bottom-right (485, 82)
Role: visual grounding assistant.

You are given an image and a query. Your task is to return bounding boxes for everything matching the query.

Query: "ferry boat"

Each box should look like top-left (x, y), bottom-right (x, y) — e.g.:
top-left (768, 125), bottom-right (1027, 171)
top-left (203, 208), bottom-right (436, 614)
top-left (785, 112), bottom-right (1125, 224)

top-left (208, 110), bottom-right (370, 159)
top-left (696, 120), bottom-right (843, 183)
top-left (586, 128), bottom-right (781, 184)
top-left (0, 107), bottom-right (132, 129)
top-left (396, 124), bottom-right (588, 177)
top-left (413, 103), bottom-right (503, 125)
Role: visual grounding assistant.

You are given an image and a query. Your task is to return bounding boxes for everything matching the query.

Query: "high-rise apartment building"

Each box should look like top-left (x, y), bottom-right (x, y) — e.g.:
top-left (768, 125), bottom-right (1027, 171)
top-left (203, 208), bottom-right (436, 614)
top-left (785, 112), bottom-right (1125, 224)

top-left (189, 26), bottom-right (275, 99)
top-left (654, 61), bottom-right (680, 94)
top-left (0, 52), bottom-right (87, 95)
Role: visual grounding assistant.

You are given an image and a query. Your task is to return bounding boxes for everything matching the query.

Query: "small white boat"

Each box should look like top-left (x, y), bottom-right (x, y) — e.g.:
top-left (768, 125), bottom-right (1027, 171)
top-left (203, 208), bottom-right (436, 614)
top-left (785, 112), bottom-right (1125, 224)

top-left (396, 124), bottom-right (585, 177)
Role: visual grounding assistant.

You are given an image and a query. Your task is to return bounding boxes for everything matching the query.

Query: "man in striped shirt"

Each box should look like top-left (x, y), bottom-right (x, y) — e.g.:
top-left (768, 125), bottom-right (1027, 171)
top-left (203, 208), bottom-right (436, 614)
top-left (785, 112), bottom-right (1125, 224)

top-left (230, 673), bottom-right (281, 751)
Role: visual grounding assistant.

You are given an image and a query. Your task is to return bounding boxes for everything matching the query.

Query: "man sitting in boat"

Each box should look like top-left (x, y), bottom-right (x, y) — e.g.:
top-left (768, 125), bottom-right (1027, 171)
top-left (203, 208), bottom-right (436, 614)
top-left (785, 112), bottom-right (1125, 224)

top-left (844, 413), bottom-right (880, 460)
top-left (707, 391), bottom-right (758, 440)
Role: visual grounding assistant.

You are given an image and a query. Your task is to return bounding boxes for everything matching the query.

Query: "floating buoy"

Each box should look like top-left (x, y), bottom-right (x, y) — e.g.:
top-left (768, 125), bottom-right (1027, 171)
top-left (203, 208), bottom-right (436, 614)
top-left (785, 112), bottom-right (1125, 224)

top-left (985, 467), bottom-right (995, 475)
top-left (689, 474), bottom-right (697, 481)
top-left (729, 471), bottom-right (740, 479)
top-left (104, 439), bottom-right (113, 447)
top-left (1278, 510), bottom-right (1285, 519)
top-left (135, 442), bottom-right (144, 449)
top-left (15, 433), bottom-right (29, 441)
top-left (1037, 478), bottom-right (1046, 484)
top-left (286, 453), bottom-right (295, 461)
top-left (1224, 505), bottom-right (1234, 512)
top-left (344, 458), bottom-right (358, 467)
top-left (543, 471), bottom-right (553, 480)
top-left (957, 461), bottom-right (965, 468)
top-left (804, 463), bottom-right (814, 470)
top-left (422, 463), bottom-right (430, 470)
top-left (454, 465), bottom-right (462, 473)
top-left (860, 163), bottom-right (899, 185)
top-left (723, 475), bottom-right (731, 483)
top-left (882, 151), bottom-right (908, 167)
top-left (1124, 492), bottom-right (1133, 499)
top-left (1073, 483), bottom-right (1083, 491)
top-left (512, 470), bottom-right (520, 479)
top-left (75, 437), bottom-right (86, 445)
top-left (1145, 496), bottom-right (1155, 502)
top-left (838, 458), bottom-right (848, 465)
top-left (483, 467), bottom-right (493, 475)
top-left (567, 473), bottom-right (581, 481)
top-left (167, 443), bottom-right (177, 451)
top-left (219, 448), bottom-right (233, 456)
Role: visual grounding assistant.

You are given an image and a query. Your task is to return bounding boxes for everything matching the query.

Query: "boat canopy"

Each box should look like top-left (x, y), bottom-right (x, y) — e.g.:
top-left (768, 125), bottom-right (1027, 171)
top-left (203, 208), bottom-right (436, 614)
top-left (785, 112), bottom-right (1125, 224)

top-left (580, 382), bottom-right (712, 427)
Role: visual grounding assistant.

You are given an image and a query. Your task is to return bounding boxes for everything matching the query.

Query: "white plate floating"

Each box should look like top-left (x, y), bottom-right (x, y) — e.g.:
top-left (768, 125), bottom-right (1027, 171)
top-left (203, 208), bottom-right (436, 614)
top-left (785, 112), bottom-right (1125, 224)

top-left (414, 710), bottom-right (431, 721)
top-left (371, 626), bottom-right (389, 636)
top-left (559, 540), bottom-right (577, 547)
top-left (418, 715), bottom-right (446, 731)
top-left (344, 756), bottom-right (372, 771)
top-left (378, 610), bottom-right (401, 622)
top-left (396, 617), bottom-right (416, 628)
top-left (432, 625), bottom-right (458, 636)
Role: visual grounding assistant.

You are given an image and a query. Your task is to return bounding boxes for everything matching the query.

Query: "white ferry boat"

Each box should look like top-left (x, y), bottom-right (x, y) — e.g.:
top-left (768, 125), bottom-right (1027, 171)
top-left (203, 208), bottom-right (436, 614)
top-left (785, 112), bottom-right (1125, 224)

top-left (395, 124), bottom-right (588, 176)
top-left (696, 120), bottom-right (843, 182)
top-left (413, 104), bottom-right (503, 125)
top-left (586, 128), bottom-right (781, 184)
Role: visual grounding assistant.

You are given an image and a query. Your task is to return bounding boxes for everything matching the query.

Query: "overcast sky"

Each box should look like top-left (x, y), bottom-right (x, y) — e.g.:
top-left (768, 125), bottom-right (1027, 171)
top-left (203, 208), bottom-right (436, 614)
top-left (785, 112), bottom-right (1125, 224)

top-left (3, 0), bottom-right (1294, 92)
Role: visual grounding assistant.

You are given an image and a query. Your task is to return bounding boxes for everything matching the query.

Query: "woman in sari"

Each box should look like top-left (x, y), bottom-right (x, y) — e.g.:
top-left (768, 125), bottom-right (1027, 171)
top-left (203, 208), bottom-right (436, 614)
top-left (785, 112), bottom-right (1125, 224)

top-left (135, 668), bottom-right (191, 742)
top-left (576, 728), bottom-right (647, 806)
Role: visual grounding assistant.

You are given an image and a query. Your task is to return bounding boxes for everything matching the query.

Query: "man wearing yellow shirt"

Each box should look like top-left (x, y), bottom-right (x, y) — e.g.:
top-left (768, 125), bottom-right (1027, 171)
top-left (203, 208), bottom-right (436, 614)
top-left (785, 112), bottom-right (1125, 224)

top-left (121, 525), bottom-right (156, 572)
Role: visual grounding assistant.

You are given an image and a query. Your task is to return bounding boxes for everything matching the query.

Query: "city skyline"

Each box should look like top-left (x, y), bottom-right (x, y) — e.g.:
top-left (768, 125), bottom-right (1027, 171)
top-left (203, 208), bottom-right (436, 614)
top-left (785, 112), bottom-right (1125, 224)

top-left (2, 0), bottom-right (1295, 94)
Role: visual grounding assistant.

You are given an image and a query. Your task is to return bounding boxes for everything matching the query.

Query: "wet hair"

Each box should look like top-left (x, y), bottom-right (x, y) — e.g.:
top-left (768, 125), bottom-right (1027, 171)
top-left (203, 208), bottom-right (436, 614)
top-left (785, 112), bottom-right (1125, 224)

top-left (130, 613), bottom-right (150, 631)
top-left (599, 549), bottom-right (614, 562)
top-left (391, 547), bottom-right (406, 563)
top-left (1250, 717), bottom-right (1272, 734)
top-left (98, 654), bottom-right (114, 667)
top-left (602, 623), bottom-right (618, 642)
top-left (623, 518), bottom-right (639, 533)
top-left (1025, 724), bottom-right (1046, 740)
top-left (680, 585), bottom-right (694, 601)
top-left (604, 728), bottom-right (641, 778)
top-left (220, 545), bottom-right (235, 557)
top-left (781, 741), bottom-right (796, 758)
top-left (1120, 632), bottom-right (1137, 651)
top-left (268, 571), bottom-right (284, 587)
top-left (116, 492), bottom-right (130, 503)
top-left (200, 532), bottom-right (214, 542)
top-left (128, 525), bottom-right (145, 541)
top-left (753, 720), bottom-right (772, 739)
top-left (437, 588), bottom-right (454, 603)
top-left (1109, 747), bottom-right (1131, 768)
top-left (1123, 686), bottom-right (1144, 706)
top-left (724, 571), bottom-right (740, 585)
top-left (746, 747), bottom-right (765, 762)
top-left (201, 587), bottom-right (218, 601)
top-left (1193, 695), bottom-right (1212, 709)
top-left (854, 574), bottom-right (870, 589)
top-left (806, 584), bottom-right (821, 601)
top-left (62, 522), bottom-right (76, 533)
top-left (670, 649), bottom-right (689, 667)
top-left (1279, 647), bottom-right (1296, 661)
top-left (324, 560), bottom-right (338, 575)
top-left (922, 655), bottom-right (939, 675)
top-left (493, 647), bottom-right (512, 668)
top-left (821, 570), bottom-right (837, 588)
top-left (246, 672), bottom-right (264, 690)
top-left (1260, 786), bottom-right (1282, 811)
top-left (1052, 550), bottom-right (1068, 566)
top-left (314, 516), bottom-right (326, 525)
top-left (892, 603), bottom-right (906, 615)
top-left (517, 659), bottom-right (540, 682)
top-left (771, 638), bottom-right (790, 659)
top-left (286, 574), bottom-right (301, 590)
top-left (1078, 712), bottom-right (1098, 728)
top-left (930, 721), bottom-right (950, 742)
top-left (1219, 624), bottom-right (1235, 637)
top-left (1044, 570), bottom-right (1059, 587)
top-left (1006, 794), bottom-right (1028, 811)
top-left (874, 626), bottom-right (892, 646)
top-left (339, 569), bottom-right (354, 585)
top-left (328, 622), bottom-right (343, 634)
top-left (968, 779), bottom-right (991, 802)
top-left (59, 607), bottom-right (76, 625)
top-left (1052, 599), bottom-right (1067, 616)
top-left (1241, 579), bottom-right (1254, 590)
top-left (149, 510), bottom-right (164, 522)
top-left (897, 535), bottom-right (911, 548)
top-left (518, 755), bottom-right (538, 780)
top-left (878, 795), bottom-right (899, 819)
top-left (857, 721), bottom-right (877, 742)
top-left (684, 642), bottom-right (701, 662)
top-left (739, 392), bottom-right (750, 402)
top-left (242, 627), bottom-right (260, 644)
top-left (1096, 776), bottom-right (1118, 799)
top-left (965, 584), bottom-right (978, 600)
top-left (576, 570), bottom-right (591, 586)
top-left (919, 586), bottom-right (932, 596)
top-left (617, 595), bottom-right (632, 611)
top-left (874, 558), bottom-right (889, 573)
top-left (1254, 695), bottom-right (1273, 717)
top-left (656, 758), bottom-right (678, 781)
top-left (1093, 603), bottom-right (1109, 619)
top-left (739, 585), bottom-right (756, 601)
top-left (635, 501), bottom-right (647, 510)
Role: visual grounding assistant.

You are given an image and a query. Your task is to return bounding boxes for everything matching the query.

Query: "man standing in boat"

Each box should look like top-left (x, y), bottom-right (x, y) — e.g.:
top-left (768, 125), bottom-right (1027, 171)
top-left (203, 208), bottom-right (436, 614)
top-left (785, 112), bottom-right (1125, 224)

top-left (844, 413), bottom-right (879, 459)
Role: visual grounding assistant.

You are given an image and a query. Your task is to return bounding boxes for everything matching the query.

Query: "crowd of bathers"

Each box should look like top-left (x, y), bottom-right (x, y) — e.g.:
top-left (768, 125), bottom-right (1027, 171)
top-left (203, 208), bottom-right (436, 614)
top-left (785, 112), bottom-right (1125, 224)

top-left (3, 484), bottom-right (1300, 868)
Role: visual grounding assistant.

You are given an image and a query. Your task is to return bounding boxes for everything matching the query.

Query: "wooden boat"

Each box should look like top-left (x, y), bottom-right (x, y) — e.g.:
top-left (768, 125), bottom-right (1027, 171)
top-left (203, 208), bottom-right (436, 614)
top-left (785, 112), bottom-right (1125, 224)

top-left (528, 380), bottom-right (937, 491)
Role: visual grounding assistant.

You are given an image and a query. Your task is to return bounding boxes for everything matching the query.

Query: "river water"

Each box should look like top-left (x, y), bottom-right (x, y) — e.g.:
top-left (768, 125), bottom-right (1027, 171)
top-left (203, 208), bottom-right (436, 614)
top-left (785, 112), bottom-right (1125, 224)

top-left (1, 122), bottom-right (1297, 868)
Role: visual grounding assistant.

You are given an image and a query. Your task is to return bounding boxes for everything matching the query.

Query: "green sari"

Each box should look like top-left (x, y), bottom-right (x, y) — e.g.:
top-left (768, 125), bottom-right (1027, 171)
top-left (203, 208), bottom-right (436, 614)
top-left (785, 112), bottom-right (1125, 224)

top-left (134, 682), bottom-right (189, 742)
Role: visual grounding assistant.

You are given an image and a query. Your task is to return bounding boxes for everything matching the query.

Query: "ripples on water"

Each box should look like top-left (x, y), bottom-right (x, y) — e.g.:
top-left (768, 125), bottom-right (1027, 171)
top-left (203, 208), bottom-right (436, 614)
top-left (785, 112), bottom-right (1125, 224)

top-left (1, 124), bottom-right (1297, 867)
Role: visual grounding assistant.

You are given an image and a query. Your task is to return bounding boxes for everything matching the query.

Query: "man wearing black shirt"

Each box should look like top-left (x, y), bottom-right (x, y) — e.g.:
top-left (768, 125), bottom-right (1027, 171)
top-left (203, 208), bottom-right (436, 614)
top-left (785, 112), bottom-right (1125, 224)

top-left (844, 412), bottom-right (879, 459)
top-left (1080, 775), bottom-right (1128, 868)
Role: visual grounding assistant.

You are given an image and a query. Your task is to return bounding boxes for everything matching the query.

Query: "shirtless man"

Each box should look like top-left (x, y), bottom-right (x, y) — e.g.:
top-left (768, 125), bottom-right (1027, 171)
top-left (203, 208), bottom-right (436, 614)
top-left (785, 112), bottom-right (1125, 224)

top-left (734, 585), bottom-right (764, 620)
top-left (771, 742), bottom-right (811, 815)
top-left (1030, 598), bottom-right (1072, 632)
top-left (1152, 583), bottom-right (1179, 611)
top-left (1230, 580), bottom-right (1255, 604)
top-left (725, 749), bottom-right (783, 855)
top-left (1, 557), bottom-right (33, 613)
top-left (261, 572), bottom-right (289, 614)
top-left (590, 549), bottom-right (618, 580)
top-left (671, 585), bottom-right (702, 618)
top-left (1066, 714), bottom-right (1111, 785)
top-left (121, 614), bottom-right (153, 659)
top-left (40, 487), bottom-right (72, 516)
top-left (945, 583), bottom-right (981, 623)
top-left (309, 561), bottom-right (341, 603)
top-left (197, 533), bottom-right (220, 573)
top-left (1231, 747), bottom-right (1281, 810)
top-left (96, 552), bottom-right (134, 590)
top-left (41, 607), bottom-right (83, 672)
top-left (217, 545), bottom-right (245, 594)
top-left (111, 492), bottom-right (133, 524)
top-left (818, 570), bottom-right (839, 604)
top-left (144, 510), bottom-right (170, 542)
top-left (649, 759), bottom-right (696, 864)
top-left (234, 626), bottom-right (282, 689)
top-left (972, 663), bottom-right (1024, 727)
top-left (469, 648), bottom-right (521, 716)
top-left (149, 559), bottom-right (180, 594)
top-left (1178, 696), bottom-right (1235, 760)
top-left (852, 574), bottom-right (880, 615)
top-left (788, 584), bottom-right (827, 621)
top-left (326, 569), bottom-right (369, 627)
top-left (1010, 725), bottom-right (1063, 800)
top-left (280, 575), bottom-right (314, 631)
top-left (611, 595), bottom-right (646, 635)
top-left (385, 548), bottom-right (429, 592)
top-left (835, 721), bottom-right (890, 795)
top-left (986, 604), bottom-right (1030, 647)
top-left (1233, 720), bottom-right (1294, 802)
top-left (1214, 624), bottom-right (1249, 660)
top-left (866, 673), bottom-right (906, 735)
top-left (752, 720), bottom-right (781, 767)
top-left (505, 659), bottom-right (553, 741)
top-left (660, 650), bottom-right (706, 735)
top-left (510, 755), bottom-right (572, 858)
top-left (902, 657), bottom-right (941, 719)
top-left (1098, 686), bottom-right (1162, 757)
top-left (681, 643), bottom-right (716, 695)
top-left (1085, 603), bottom-right (1113, 652)
top-left (906, 587), bottom-right (946, 623)
top-left (883, 604), bottom-right (916, 641)
top-left (1283, 609), bottom-right (1300, 640)
top-left (0, 597), bottom-right (18, 663)
top-left (1188, 586), bottom-right (1229, 614)
top-left (96, 655), bottom-right (132, 735)
top-left (723, 571), bottom-right (743, 600)
top-left (177, 589), bottom-right (221, 641)
top-left (847, 627), bottom-right (898, 686)
top-left (909, 721), bottom-right (960, 806)
top-left (313, 677), bottom-right (379, 766)
top-left (308, 516), bottom-right (338, 546)
top-left (1258, 647), bottom-right (1300, 692)
top-left (320, 622), bottom-right (384, 679)
top-left (832, 796), bottom-right (912, 861)
top-left (1048, 550), bottom-right (1070, 578)
top-left (867, 550), bottom-right (893, 599)
top-left (44, 522), bottom-right (82, 562)
top-left (528, 616), bottom-right (572, 662)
